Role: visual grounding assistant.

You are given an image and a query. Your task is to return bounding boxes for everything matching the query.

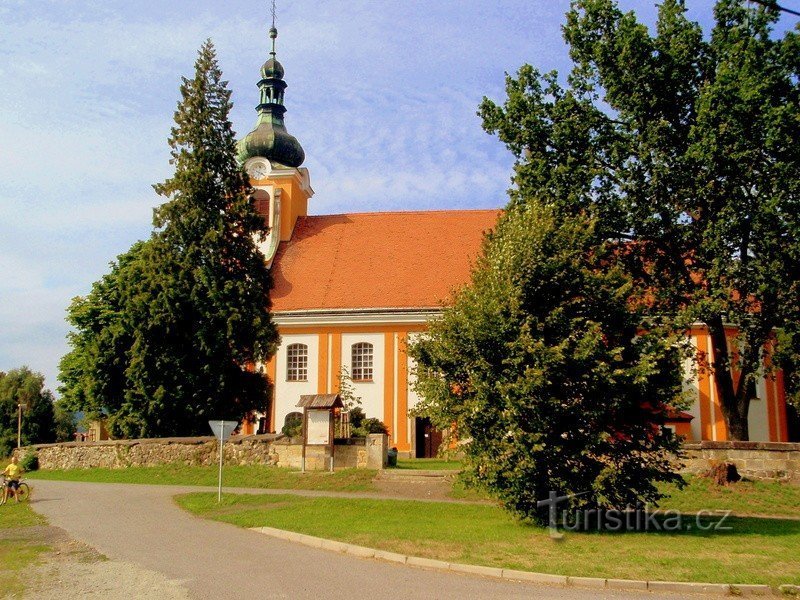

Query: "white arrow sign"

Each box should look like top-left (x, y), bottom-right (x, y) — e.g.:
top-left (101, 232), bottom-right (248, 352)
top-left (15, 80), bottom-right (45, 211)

top-left (208, 419), bottom-right (239, 502)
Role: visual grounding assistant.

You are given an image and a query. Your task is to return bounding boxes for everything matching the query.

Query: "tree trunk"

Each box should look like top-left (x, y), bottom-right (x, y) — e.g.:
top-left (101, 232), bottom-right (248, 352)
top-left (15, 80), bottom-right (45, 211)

top-left (707, 315), bottom-right (750, 441)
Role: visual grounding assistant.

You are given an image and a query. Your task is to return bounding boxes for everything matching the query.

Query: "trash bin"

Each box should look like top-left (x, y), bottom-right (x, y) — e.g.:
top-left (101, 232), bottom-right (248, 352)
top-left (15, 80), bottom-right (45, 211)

top-left (387, 447), bottom-right (398, 468)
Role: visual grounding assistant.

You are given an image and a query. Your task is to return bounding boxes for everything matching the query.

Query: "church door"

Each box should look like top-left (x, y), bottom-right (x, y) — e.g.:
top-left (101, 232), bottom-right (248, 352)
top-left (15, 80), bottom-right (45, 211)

top-left (415, 417), bottom-right (442, 459)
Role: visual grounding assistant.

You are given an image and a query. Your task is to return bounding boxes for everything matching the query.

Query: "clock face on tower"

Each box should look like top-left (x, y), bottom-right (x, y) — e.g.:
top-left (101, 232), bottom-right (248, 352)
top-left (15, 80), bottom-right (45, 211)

top-left (248, 161), bottom-right (270, 180)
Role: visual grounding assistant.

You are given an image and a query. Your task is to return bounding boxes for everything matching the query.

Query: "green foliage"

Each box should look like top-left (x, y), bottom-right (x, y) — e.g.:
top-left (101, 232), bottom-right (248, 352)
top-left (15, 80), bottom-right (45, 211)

top-left (479, 0), bottom-right (800, 439)
top-left (53, 403), bottom-right (76, 443)
top-left (0, 367), bottom-right (58, 457)
top-left (19, 452), bottom-right (38, 472)
top-left (58, 40), bottom-right (279, 438)
top-left (334, 370), bottom-right (387, 436)
top-left (348, 406), bottom-right (366, 431)
top-left (353, 418), bottom-right (389, 437)
top-left (336, 366), bottom-right (362, 411)
top-left (281, 412), bottom-right (302, 438)
top-left (345, 406), bottom-right (388, 437)
top-left (410, 202), bottom-right (685, 523)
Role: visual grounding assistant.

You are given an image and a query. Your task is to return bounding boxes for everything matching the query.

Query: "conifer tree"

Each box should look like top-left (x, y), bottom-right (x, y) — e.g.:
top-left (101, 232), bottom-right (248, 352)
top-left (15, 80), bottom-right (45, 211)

top-left (59, 41), bottom-right (279, 437)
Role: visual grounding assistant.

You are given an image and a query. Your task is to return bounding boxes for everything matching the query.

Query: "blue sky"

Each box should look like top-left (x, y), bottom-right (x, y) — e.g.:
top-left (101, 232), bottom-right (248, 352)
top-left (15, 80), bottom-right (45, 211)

top-left (0, 1), bottom-right (794, 392)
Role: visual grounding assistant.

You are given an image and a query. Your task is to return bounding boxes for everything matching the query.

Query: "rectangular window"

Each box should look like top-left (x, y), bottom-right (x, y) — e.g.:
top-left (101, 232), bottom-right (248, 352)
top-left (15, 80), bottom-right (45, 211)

top-left (286, 344), bottom-right (308, 381)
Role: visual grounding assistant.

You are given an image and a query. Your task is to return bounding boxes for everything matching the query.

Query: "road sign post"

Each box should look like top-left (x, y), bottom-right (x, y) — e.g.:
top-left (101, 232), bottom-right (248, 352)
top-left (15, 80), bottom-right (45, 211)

top-left (208, 420), bottom-right (238, 502)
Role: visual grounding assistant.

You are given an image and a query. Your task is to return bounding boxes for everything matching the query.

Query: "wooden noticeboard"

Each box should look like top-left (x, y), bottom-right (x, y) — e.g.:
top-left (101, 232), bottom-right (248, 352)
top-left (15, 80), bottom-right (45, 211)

top-left (306, 409), bottom-right (332, 445)
top-left (296, 394), bottom-right (344, 472)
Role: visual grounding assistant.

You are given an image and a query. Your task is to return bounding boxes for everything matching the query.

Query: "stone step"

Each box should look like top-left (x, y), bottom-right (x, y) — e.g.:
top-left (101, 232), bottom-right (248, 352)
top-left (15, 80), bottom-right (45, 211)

top-left (378, 469), bottom-right (462, 480)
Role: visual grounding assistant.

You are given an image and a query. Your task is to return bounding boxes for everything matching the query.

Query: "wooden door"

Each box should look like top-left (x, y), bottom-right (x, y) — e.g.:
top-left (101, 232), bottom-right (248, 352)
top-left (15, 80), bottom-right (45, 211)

top-left (415, 417), bottom-right (443, 458)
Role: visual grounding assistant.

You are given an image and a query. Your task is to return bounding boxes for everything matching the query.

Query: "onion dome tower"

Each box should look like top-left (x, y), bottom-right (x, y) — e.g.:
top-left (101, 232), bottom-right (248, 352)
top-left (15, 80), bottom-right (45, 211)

top-left (238, 25), bottom-right (305, 167)
top-left (240, 6), bottom-right (313, 265)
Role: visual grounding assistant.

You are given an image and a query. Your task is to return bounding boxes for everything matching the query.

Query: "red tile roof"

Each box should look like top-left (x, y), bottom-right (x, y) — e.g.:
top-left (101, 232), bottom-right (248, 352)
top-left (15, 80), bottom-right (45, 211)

top-left (270, 210), bottom-right (500, 311)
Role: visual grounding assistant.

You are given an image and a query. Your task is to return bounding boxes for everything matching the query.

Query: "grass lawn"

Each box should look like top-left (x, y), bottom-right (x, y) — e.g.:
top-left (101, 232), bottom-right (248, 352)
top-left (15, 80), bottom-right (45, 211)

top-left (659, 476), bottom-right (800, 517)
top-left (450, 474), bottom-right (800, 516)
top-left (0, 501), bottom-right (49, 596)
top-left (28, 464), bottom-right (376, 492)
top-left (176, 491), bottom-right (800, 588)
top-left (394, 458), bottom-right (462, 471)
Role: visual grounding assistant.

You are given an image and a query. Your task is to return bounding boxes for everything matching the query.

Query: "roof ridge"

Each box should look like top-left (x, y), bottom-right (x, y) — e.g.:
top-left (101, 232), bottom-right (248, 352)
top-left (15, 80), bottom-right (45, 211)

top-left (300, 208), bottom-right (502, 219)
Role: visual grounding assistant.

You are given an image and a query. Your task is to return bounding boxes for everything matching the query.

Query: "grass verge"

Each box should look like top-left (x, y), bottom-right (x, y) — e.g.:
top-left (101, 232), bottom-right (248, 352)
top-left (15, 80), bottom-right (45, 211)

top-left (28, 464), bottom-right (376, 492)
top-left (0, 501), bottom-right (49, 596)
top-left (176, 491), bottom-right (800, 588)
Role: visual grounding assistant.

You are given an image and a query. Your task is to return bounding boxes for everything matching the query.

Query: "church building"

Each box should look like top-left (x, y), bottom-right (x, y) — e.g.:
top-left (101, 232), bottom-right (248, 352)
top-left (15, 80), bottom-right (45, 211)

top-left (234, 25), bottom-right (794, 453)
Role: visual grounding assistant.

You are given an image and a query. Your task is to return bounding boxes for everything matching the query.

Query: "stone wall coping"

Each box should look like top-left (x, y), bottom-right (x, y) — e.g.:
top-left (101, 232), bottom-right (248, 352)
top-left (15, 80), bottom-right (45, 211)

top-left (683, 441), bottom-right (800, 452)
top-left (26, 437), bottom-right (799, 452)
top-left (26, 433), bottom-right (284, 451)
top-left (23, 433), bottom-right (369, 452)
top-left (334, 437), bottom-right (367, 446)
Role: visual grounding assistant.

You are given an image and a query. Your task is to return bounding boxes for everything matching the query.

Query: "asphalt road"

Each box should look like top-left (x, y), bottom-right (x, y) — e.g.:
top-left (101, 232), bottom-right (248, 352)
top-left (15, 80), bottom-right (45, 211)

top-left (31, 480), bottom-right (692, 600)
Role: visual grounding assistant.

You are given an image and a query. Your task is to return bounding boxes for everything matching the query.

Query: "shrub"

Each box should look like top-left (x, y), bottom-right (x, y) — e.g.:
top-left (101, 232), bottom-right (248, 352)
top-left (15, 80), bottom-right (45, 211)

top-left (352, 417), bottom-right (389, 437)
top-left (348, 407), bottom-right (366, 431)
top-left (281, 413), bottom-right (303, 438)
top-left (361, 418), bottom-right (389, 435)
top-left (20, 451), bottom-right (39, 472)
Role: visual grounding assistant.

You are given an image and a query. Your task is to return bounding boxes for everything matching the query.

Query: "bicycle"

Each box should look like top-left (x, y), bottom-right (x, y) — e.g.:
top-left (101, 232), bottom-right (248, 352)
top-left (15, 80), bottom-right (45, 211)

top-left (0, 476), bottom-right (30, 505)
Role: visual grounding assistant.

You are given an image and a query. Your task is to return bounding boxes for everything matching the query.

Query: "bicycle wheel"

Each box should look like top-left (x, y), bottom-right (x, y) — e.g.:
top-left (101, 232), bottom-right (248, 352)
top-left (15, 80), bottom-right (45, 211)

top-left (0, 489), bottom-right (5, 506)
top-left (16, 483), bottom-right (30, 502)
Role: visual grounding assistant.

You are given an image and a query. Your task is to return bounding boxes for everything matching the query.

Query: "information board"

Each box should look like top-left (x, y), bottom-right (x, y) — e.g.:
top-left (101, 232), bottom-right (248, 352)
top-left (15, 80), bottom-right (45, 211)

top-left (306, 410), bottom-right (331, 445)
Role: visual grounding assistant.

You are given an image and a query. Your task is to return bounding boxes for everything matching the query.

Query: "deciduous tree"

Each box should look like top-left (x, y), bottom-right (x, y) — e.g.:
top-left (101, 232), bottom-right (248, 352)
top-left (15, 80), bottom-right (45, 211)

top-left (0, 367), bottom-right (60, 456)
top-left (479, 0), bottom-right (800, 439)
top-left (410, 202), bottom-right (685, 523)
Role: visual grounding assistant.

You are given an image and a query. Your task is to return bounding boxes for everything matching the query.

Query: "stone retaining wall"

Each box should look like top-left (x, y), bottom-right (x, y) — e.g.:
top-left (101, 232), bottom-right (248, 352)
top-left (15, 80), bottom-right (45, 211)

top-left (15, 434), bottom-right (387, 471)
top-left (16, 437), bottom-right (798, 481)
top-left (682, 441), bottom-right (800, 482)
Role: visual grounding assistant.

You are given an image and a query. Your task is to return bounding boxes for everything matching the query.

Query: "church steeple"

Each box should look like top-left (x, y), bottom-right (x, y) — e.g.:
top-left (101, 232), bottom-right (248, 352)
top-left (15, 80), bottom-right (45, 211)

top-left (238, 20), bottom-right (305, 167)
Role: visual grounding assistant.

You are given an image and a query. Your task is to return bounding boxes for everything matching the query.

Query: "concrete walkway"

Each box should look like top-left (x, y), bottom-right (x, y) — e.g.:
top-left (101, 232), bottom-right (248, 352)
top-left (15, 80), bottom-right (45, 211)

top-left (31, 480), bottom-right (694, 599)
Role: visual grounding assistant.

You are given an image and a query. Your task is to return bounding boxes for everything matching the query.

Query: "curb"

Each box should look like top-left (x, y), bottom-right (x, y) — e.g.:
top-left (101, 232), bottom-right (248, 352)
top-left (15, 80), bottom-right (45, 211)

top-left (250, 526), bottom-right (776, 596)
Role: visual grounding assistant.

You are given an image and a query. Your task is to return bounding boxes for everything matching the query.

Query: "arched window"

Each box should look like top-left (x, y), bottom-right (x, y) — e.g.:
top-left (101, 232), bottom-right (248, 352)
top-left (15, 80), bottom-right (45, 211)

top-left (286, 343), bottom-right (308, 381)
top-left (351, 342), bottom-right (373, 381)
top-left (251, 189), bottom-right (270, 226)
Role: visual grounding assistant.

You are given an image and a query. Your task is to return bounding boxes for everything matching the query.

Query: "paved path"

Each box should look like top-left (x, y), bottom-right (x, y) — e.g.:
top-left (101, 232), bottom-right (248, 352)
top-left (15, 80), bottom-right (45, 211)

top-left (31, 480), bottom-right (691, 600)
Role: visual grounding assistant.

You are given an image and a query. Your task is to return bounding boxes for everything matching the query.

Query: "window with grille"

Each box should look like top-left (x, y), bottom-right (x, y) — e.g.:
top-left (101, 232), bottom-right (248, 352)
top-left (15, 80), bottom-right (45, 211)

top-left (351, 342), bottom-right (373, 381)
top-left (286, 344), bottom-right (308, 381)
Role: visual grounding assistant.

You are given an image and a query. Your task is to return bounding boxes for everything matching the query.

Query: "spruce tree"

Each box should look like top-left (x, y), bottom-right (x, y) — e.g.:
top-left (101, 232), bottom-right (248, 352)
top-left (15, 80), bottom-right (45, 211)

top-left (59, 41), bottom-right (279, 437)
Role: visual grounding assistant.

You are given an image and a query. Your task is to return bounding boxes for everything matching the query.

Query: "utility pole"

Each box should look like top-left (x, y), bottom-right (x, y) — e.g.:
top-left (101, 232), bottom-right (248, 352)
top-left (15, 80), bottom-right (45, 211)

top-left (17, 403), bottom-right (27, 449)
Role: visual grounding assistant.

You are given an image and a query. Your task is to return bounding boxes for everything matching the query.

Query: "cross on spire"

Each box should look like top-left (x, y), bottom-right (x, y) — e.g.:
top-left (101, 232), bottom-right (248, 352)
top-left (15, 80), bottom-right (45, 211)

top-left (269, 0), bottom-right (277, 57)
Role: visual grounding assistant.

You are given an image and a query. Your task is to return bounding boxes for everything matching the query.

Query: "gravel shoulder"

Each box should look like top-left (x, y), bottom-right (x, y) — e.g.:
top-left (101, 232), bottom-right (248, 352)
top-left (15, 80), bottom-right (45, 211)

top-left (12, 525), bottom-right (189, 600)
